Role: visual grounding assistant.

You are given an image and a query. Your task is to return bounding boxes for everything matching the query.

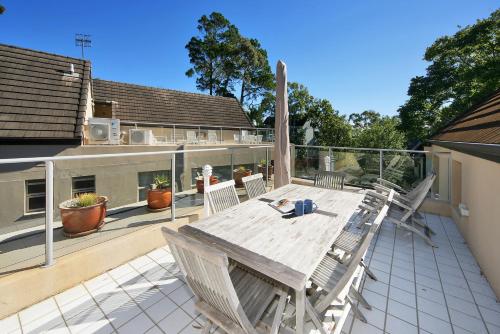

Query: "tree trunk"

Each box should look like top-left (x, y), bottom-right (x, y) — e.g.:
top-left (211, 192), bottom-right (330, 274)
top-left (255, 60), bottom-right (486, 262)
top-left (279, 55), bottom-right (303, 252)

top-left (240, 80), bottom-right (245, 105)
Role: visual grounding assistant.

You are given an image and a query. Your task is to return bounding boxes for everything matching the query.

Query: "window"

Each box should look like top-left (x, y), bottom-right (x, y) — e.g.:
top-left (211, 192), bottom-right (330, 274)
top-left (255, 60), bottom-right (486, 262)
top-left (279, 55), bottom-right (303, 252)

top-left (26, 179), bottom-right (46, 213)
top-left (72, 176), bottom-right (96, 197)
top-left (138, 170), bottom-right (168, 201)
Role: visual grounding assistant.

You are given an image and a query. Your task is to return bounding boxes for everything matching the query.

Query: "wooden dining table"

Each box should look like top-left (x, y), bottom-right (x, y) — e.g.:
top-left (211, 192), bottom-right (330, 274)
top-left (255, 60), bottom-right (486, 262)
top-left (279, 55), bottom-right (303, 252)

top-left (180, 183), bottom-right (365, 333)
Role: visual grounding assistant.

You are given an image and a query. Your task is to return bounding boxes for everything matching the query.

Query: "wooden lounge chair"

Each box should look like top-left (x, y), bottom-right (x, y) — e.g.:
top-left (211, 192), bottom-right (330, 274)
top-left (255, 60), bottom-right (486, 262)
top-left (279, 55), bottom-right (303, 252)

top-left (205, 179), bottom-right (240, 214)
top-left (313, 171), bottom-right (345, 190)
top-left (242, 173), bottom-right (267, 199)
top-left (308, 200), bottom-right (391, 324)
top-left (362, 173), bottom-right (437, 246)
top-left (162, 227), bottom-right (289, 334)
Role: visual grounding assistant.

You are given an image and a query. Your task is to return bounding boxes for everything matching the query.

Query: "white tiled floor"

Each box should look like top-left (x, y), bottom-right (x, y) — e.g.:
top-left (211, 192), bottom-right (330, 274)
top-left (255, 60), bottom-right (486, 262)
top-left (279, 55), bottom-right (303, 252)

top-left (1, 213), bottom-right (499, 334)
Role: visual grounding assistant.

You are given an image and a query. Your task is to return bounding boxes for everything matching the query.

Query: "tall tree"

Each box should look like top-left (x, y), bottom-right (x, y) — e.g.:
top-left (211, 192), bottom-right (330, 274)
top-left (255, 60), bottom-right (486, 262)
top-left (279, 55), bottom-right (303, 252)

top-left (349, 110), bottom-right (380, 129)
top-left (236, 38), bottom-right (274, 106)
top-left (307, 99), bottom-right (352, 147)
top-left (185, 12), bottom-right (240, 96)
top-left (398, 9), bottom-right (500, 143)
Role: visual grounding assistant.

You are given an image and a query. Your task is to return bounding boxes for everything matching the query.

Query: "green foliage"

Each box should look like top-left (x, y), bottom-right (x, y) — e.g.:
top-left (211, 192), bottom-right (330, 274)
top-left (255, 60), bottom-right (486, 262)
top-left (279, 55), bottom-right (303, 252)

top-left (307, 99), bottom-right (353, 147)
top-left (153, 174), bottom-right (170, 189)
top-left (74, 193), bottom-right (99, 207)
top-left (186, 12), bottom-right (274, 107)
top-left (349, 111), bottom-right (406, 149)
top-left (398, 9), bottom-right (500, 143)
top-left (0, 5), bottom-right (5, 14)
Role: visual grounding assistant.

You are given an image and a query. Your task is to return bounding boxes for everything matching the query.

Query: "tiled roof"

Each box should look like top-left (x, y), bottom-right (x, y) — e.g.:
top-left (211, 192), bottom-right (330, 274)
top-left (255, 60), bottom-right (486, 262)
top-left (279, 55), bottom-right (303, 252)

top-left (0, 44), bottom-right (91, 141)
top-left (432, 90), bottom-right (500, 145)
top-left (92, 79), bottom-right (254, 128)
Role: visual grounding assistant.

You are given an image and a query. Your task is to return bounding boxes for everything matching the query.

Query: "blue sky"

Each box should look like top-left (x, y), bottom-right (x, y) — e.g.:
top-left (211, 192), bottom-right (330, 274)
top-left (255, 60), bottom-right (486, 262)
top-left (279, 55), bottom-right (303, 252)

top-left (0, 1), bottom-right (497, 116)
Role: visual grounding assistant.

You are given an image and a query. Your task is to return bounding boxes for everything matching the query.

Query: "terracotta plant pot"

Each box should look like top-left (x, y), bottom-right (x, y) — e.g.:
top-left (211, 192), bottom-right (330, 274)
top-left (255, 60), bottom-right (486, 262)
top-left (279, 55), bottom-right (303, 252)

top-left (196, 176), bottom-right (219, 194)
top-left (233, 169), bottom-right (252, 187)
top-left (147, 188), bottom-right (172, 210)
top-left (59, 196), bottom-right (108, 238)
top-left (258, 165), bottom-right (274, 180)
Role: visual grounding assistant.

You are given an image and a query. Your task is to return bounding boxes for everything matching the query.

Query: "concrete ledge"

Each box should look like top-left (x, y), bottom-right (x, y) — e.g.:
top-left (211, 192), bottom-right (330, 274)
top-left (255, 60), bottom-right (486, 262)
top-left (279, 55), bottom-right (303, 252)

top-left (420, 198), bottom-right (452, 217)
top-left (0, 209), bottom-right (202, 319)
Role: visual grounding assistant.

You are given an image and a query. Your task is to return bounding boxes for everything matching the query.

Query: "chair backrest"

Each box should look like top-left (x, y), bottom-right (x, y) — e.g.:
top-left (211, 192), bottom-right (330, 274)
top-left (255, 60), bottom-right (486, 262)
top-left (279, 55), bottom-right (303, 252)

top-left (409, 173), bottom-right (436, 210)
top-left (205, 179), bottom-right (240, 214)
top-left (256, 135), bottom-right (263, 143)
top-left (234, 134), bottom-right (240, 142)
top-left (208, 131), bottom-right (217, 143)
top-left (242, 173), bottom-right (267, 199)
top-left (162, 227), bottom-right (256, 333)
top-left (187, 130), bottom-right (197, 140)
top-left (314, 171), bottom-right (345, 190)
top-left (315, 192), bottom-right (392, 313)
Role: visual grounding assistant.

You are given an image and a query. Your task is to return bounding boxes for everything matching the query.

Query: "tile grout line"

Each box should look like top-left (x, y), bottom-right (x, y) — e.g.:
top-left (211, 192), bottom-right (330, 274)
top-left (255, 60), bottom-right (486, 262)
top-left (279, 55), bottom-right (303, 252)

top-left (436, 215), bottom-right (491, 334)
top-left (52, 296), bottom-right (71, 333)
top-left (80, 278), bottom-right (120, 334)
top-left (411, 226), bottom-right (421, 333)
top-left (382, 219), bottom-right (397, 333)
top-left (422, 213), bottom-right (455, 334)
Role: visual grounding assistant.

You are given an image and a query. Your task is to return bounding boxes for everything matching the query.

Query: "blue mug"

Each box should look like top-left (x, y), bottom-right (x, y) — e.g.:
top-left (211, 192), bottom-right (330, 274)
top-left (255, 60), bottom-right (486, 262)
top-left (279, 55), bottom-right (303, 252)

top-left (304, 199), bottom-right (318, 214)
top-left (295, 200), bottom-right (304, 216)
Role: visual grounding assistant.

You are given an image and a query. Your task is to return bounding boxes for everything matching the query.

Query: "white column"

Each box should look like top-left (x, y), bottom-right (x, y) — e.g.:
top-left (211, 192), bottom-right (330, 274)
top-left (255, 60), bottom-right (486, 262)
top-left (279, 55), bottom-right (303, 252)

top-left (44, 160), bottom-right (54, 267)
top-left (324, 155), bottom-right (331, 172)
top-left (203, 164), bottom-right (213, 217)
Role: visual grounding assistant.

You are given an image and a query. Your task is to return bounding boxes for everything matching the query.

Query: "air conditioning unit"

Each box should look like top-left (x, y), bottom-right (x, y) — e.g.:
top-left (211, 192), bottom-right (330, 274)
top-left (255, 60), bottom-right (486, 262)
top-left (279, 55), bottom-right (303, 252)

top-left (88, 118), bottom-right (120, 145)
top-left (129, 129), bottom-right (154, 145)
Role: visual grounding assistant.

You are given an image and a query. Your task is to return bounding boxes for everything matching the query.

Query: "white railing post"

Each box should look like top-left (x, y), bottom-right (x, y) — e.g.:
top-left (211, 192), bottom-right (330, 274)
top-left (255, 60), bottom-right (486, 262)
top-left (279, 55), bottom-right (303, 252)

top-left (44, 160), bottom-right (54, 267)
top-left (171, 153), bottom-right (176, 222)
top-left (265, 147), bottom-right (269, 187)
top-left (203, 164), bottom-right (213, 217)
top-left (220, 127), bottom-right (223, 144)
top-left (324, 155), bottom-right (331, 172)
top-left (379, 150), bottom-right (383, 179)
top-left (173, 125), bottom-right (176, 144)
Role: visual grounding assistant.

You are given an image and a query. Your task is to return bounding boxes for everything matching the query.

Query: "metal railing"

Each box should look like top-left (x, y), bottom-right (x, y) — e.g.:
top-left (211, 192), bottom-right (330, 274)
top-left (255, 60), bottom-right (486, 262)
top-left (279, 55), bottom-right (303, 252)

top-left (0, 145), bottom-right (273, 268)
top-left (293, 145), bottom-right (430, 189)
top-left (119, 120), bottom-right (275, 144)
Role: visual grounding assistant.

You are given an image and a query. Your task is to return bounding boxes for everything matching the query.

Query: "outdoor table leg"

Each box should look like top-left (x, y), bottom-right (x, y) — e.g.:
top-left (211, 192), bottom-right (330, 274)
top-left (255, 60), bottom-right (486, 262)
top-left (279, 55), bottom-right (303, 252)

top-left (296, 288), bottom-right (305, 334)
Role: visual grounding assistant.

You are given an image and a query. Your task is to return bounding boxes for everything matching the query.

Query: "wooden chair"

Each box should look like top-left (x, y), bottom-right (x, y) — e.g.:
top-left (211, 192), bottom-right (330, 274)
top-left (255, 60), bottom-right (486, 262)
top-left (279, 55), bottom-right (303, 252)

top-left (162, 227), bottom-right (289, 334)
top-left (242, 173), bottom-right (267, 199)
top-left (186, 130), bottom-right (199, 144)
top-left (309, 201), bottom-right (391, 323)
top-left (205, 179), bottom-right (240, 214)
top-left (332, 190), bottom-right (395, 281)
top-left (314, 171), bottom-right (345, 190)
top-left (364, 173), bottom-right (437, 246)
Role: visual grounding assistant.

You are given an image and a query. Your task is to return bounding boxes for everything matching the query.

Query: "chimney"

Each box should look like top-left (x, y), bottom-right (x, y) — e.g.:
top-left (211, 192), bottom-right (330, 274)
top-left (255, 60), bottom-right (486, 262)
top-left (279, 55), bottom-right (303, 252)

top-left (70, 64), bottom-right (75, 74)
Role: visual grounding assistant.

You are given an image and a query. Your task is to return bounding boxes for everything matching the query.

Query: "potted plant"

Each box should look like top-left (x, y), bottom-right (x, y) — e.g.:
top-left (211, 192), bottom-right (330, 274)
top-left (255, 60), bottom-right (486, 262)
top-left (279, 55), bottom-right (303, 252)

top-left (59, 193), bottom-right (108, 238)
top-left (147, 174), bottom-right (172, 210)
top-left (195, 172), bottom-right (219, 194)
top-left (233, 165), bottom-right (252, 187)
top-left (258, 159), bottom-right (274, 180)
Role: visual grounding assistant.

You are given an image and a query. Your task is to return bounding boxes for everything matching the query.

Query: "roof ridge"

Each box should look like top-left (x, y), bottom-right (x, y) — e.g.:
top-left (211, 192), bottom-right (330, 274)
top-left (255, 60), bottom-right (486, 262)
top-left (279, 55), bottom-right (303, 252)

top-left (92, 78), bottom-right (240, 102)
top-left (0, 43), bottom-right (87, 64)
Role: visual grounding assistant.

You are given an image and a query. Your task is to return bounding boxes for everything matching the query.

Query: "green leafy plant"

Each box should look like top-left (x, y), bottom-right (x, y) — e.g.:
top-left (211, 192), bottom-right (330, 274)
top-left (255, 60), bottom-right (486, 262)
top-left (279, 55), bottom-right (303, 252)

top-left (74, 193), bottom-right (99, 207)
top-left (235, 166), bottom-right (247, 172)
top-left (259, 159), bottom-right (268, 166)
top-left (152, 174), bottom-right (170, 190)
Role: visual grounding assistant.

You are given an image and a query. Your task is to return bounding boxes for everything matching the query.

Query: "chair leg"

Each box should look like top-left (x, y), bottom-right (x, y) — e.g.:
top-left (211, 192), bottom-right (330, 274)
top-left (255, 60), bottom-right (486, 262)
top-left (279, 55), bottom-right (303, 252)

top-left (360, 261), bottom-right (377, 281)
top-left (390, 218), bottom-right (437, 247)
top-left (305, 298), bottom-right (328, 334)
top-left (349, 286), bottom-right (371, 310)
top-left (347, 296), bottom-right (367, 323)
top-left (412, 216), bottom-right (436, 235)
top-left (201, 320), bottom-right (212, 334)
top-left (270, 293), bottom-right (288, 334)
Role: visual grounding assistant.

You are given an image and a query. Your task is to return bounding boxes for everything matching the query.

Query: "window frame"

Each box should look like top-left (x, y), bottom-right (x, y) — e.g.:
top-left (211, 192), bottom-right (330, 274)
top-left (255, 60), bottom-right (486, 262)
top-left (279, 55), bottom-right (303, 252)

top-left (25, 179), bottom-right (46, 213)
top-left (72, 175), bottom-right (96, 197)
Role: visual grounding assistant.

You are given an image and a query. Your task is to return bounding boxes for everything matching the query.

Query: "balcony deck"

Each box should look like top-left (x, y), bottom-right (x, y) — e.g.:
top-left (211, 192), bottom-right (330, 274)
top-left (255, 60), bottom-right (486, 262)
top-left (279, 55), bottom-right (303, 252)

top-left (1, 213), bottom-right (498, 334)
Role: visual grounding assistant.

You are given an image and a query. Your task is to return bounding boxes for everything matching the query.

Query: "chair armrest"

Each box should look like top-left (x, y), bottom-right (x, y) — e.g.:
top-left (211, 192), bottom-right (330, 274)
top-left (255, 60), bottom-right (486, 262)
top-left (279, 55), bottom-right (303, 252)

top-left (376, 178), bottom-right (407, 193)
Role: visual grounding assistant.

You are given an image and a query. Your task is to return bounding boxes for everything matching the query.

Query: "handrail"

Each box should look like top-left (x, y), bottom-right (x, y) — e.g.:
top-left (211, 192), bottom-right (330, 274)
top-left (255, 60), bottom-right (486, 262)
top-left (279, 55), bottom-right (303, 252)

top-left (119, 120), bottom-right (274, 131)
top-left (293, 144), bottom-right (429, 154)
top-left (0, 146), bottom-right (273, 165)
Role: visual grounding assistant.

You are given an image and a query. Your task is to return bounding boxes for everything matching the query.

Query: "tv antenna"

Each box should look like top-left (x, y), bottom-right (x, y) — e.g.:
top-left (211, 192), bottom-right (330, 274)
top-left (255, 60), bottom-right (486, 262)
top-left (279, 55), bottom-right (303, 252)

top-left (75, 34), bottom-right (91, 59)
